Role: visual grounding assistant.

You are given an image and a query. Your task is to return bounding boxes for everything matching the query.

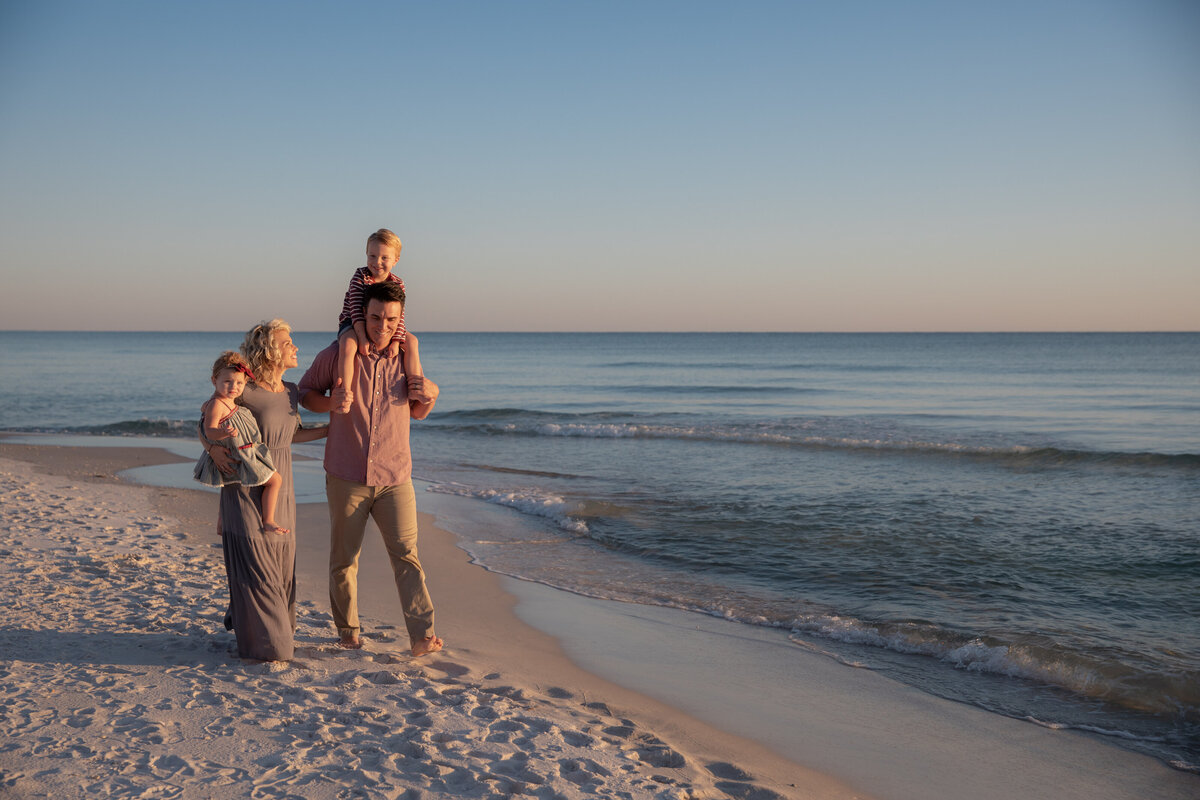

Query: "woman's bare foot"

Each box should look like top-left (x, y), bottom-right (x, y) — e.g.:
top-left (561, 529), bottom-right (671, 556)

top-left (262, 523), bottom-right (290, 535)
top-left (411, 635), bottom-right (443, 657)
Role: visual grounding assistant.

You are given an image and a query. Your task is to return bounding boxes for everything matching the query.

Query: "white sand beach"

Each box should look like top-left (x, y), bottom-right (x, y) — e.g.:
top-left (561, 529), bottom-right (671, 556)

top-left (1, 439), bottom-right (1196, 800)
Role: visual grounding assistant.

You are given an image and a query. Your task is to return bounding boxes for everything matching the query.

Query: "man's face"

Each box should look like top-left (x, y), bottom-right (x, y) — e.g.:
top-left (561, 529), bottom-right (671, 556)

top-left (364, 299), bottom-right (404, 349)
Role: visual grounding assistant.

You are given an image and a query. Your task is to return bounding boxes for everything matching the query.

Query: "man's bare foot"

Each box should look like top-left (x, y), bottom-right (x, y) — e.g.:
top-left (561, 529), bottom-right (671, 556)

top-left (337, 633), bottom-right (362, 649)
top-left (411, 635), bottom-right (443, 657)
top-left (262, 523), bottom-right (289, 535)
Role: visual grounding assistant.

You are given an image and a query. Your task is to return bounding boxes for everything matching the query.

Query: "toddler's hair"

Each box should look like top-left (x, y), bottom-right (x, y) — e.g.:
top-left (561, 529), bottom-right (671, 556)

top-left (367, 228), bottom-right (402, 253)
top-left (211, 350), bottom-right (253, 380)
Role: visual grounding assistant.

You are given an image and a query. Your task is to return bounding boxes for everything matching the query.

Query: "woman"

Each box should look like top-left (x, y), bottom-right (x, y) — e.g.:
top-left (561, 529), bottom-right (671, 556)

top-left (204, 319), bottom-right (326, 661)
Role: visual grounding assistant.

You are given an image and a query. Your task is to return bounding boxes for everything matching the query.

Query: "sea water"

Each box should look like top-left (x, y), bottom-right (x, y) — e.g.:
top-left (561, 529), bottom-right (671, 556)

top-left (1, 330), bottom-right (1197, 771)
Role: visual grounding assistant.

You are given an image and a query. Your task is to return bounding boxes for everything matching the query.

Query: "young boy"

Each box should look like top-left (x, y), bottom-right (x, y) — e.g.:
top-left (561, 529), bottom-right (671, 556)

top-left (335, 228), bottom-right (422, 413)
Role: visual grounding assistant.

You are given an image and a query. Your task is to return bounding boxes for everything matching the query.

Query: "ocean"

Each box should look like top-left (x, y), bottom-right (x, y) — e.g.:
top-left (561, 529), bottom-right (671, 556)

top-left (1, 330), bottom-right (1197, 771)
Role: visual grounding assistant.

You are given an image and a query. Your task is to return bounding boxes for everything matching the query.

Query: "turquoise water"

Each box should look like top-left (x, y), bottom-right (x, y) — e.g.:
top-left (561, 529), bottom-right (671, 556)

top-left (1, 330), bottom-right (1197, 770)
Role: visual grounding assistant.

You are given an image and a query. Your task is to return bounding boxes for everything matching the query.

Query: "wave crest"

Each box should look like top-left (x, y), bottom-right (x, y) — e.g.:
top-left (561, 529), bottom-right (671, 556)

top-left (427, 483), bottom-right (588, 534)
top-left (429, 410), bottom-right (1199, 468)
top-left (789, 615), bottom-right (1200, 718)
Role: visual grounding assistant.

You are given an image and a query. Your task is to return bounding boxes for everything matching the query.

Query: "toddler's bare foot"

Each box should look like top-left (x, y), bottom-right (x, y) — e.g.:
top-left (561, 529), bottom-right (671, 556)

top-left (262, 523), bottom-right (289, 535)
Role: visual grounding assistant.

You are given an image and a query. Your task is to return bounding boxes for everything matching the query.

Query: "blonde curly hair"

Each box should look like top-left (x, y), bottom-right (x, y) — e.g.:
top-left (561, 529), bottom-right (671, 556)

top-left (240, 318), bottom-right (291, 386)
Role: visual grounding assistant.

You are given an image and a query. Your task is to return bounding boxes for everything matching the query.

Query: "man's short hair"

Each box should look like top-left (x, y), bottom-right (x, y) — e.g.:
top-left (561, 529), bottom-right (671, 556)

top-left (362, 280), bottom-right (406, 309)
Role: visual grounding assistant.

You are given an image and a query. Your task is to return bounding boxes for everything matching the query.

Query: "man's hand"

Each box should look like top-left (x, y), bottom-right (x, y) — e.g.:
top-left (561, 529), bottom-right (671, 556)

top-left (332, 377), bottom-right (354, 415)
top-left (407, 375), bottom-right (438, 406)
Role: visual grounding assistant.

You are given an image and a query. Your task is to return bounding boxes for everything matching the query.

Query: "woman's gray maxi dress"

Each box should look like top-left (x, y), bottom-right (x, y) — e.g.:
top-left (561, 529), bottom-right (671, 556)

top-left (219, 382), bottom-right (300, 661)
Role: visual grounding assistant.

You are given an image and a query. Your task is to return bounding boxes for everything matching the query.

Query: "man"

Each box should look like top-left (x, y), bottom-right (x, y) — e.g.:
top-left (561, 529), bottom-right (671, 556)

top-left (298, 280), bottom-right (444, 656)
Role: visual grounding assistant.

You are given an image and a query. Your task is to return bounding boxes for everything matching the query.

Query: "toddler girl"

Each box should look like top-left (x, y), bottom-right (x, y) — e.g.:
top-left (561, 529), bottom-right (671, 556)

top-left (194, 351), bottom-right (288, 534)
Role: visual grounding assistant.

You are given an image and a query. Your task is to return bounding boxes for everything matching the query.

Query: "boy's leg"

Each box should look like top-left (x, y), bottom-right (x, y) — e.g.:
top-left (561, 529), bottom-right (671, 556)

top-left (402, 332), bottom-right (423, 378)
top-left (336, 330), bottom-right (358, 414)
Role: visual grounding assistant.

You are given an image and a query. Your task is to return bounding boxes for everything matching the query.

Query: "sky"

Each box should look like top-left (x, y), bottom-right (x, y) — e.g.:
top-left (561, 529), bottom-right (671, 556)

top-left (1, 1), bottom-right (1197, 332)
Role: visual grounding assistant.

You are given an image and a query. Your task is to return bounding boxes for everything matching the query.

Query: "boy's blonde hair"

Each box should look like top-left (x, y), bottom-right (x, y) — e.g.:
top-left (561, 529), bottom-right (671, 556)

top-left (211, 350), bottom-right (253, 381)
top-left (367, 228), bottom-right (402, 254)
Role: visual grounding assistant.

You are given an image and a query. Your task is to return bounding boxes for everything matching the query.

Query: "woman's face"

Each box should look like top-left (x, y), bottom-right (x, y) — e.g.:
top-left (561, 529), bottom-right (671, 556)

top-left (273, 329), bottom-right (299, 370)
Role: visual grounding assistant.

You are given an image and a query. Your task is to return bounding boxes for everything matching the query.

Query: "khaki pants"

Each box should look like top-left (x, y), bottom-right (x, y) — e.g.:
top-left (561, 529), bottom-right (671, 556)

top-left (326, 475), bottom-right (435, 644)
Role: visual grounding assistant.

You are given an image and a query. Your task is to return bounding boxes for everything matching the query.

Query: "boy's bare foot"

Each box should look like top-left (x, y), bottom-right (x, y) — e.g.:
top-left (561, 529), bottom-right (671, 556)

top-left (337, 634), bottom-right (362, 649)
top-left (262, 524), bottom-right (289, 535)
top-left (411, 635), bottom-right (443, 657)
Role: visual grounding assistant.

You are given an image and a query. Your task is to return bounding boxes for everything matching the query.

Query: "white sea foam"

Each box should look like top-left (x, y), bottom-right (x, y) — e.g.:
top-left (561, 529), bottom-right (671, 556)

top-left (485, 419), bottom-right (1032, 457)
top-left (789, 617), bottom-right (1117, 702)
top-left (427, 482), bottom-right (589, 534)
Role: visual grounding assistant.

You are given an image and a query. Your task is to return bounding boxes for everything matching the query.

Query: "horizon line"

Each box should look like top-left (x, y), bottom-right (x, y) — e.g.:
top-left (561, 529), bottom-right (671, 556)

top-left (2, 329), bottom-right (1197, 335)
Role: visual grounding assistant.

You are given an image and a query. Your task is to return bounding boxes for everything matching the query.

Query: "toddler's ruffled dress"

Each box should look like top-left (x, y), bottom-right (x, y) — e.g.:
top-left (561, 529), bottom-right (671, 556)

top-left (194, 405), bottom-right (276, 487)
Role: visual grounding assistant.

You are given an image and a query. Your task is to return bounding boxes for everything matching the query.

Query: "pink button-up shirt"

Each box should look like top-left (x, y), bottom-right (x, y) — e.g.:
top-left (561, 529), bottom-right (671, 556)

top-left (298, 342), bottom-right (412, 486)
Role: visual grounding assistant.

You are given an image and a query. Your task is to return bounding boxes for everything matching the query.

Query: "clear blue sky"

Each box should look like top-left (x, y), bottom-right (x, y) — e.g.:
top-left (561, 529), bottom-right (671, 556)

top-left (2, 0), bottom-right (1197, 331)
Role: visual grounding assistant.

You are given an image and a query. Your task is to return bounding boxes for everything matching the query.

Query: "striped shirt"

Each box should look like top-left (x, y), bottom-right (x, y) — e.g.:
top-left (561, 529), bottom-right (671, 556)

top-left (337, 268), bottom-right (407, 343)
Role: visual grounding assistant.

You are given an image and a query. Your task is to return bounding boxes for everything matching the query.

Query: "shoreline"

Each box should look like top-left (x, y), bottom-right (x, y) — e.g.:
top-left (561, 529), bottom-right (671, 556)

top-left (0, 438), bottom-right (852, 800)
top-left (1, 437), bottom-right (1196, 800)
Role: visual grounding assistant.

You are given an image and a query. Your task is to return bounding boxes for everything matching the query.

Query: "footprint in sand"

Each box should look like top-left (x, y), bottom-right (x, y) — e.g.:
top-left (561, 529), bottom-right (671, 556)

top-left (602, 722), bottom-right (636, 739)
top-left (63, 708), bottom-right (97, 729)
top-left (405, 711), bottom-right (436, 729)
top-left (201, 715), bottom-right (237, 738)
top-left (514, 715), bottom-right (555, 734)
top-left (470, 705), bottom-right (500, 721)
top-left (380, 690), bottom-right (428, 711)
top-left (561, 730), bottom-right (595, 747)
top-left (358, 669), bottom-right (401, 686)
top-left (620, 732), bottom-right (686, 769)
top-left (7, 708), bottom-right (56, 734)
top-left (558, 756), bottom-right (614, 786)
